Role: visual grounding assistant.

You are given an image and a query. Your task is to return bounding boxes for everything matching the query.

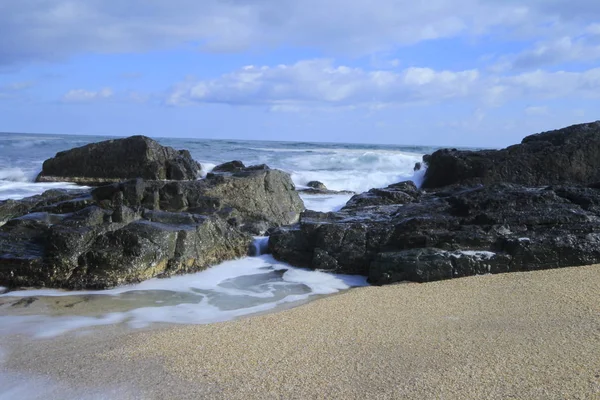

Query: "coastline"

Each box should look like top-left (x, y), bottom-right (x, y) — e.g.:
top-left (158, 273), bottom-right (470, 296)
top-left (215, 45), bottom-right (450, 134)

top-left (2, 265), bottom-right (599, 399)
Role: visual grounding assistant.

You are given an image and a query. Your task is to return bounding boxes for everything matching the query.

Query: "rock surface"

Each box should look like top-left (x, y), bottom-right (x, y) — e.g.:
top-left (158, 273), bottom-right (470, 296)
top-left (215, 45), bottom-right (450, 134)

top-left (270, 182), bottom-right (600, 285)
top-left (36, 136), bottom-right (202, 185)
top-left (307, 181), bottom-right (327, 190)
top-left (297, 181), bottom-right (355, 196)
top-left (423, 121), bottom-right (600, 189)
top-left (1, 166), bottom-right (304, 289)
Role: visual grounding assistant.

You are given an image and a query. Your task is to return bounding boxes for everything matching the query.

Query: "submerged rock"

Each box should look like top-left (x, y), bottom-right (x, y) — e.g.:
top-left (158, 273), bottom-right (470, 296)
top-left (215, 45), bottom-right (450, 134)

top-left (270, 183), bottom-right (600, 285)
top-left (297, 180), bottom-right (355, 196)
top-left (423, 121), bottom-right (600, 189)
top-left (1, 165), bottom-right (305, 289)
top-left (36, 135), bottom-right (202, 185)
top-left (307, 181), bottom-right (327, 190)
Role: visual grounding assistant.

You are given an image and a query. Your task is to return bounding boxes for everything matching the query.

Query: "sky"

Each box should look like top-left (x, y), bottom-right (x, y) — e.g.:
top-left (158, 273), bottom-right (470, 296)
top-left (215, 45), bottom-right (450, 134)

top-left (0, 1), bottom-right (599, 147)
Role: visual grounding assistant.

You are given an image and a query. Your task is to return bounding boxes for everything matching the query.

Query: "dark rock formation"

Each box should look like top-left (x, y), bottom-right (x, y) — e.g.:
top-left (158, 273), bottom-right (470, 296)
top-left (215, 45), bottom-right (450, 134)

top-left (1, 166), bottom-right (304, 289)
top-left (343, 181), bottom-right (420, 209)
top-left (36, 136), bottom-right (202, 185)
top-left (297, 181), bottom-right (355, 196)
top-left (269, 182), bottom-right (600, 285)
top-left (307, 181), bottom-right (327, 190)
top-left (92, 167), bottom-right (304, 234)
top-left (0, 189), bottom-right (91, 226)
top-left (423, 121), bottom-right (600, 189)
top-left (212, 160), bottom-right (246, 173)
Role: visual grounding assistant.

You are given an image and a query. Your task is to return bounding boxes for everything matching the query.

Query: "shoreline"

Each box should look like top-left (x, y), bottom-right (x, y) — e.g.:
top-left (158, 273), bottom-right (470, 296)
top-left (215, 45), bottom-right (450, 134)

top-left (2, 265), bottom-right (599, 399)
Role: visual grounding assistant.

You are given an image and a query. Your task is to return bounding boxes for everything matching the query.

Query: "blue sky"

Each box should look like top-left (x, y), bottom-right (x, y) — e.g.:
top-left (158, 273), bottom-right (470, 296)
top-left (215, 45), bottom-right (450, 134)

top-left (0, 1), bottom-right (599, 147)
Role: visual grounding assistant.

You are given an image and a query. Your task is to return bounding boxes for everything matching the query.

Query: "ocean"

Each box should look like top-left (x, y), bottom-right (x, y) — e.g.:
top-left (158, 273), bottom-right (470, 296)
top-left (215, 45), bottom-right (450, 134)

top-left (0, 132), bottom-right (437, 338)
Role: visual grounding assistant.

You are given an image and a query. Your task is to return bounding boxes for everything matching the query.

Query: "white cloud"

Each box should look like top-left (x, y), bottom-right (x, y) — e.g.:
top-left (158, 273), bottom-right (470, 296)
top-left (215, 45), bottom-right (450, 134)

top-left (62, 87), bottom-right (113, 103)
top-left (490, 23), bottom-right (600, 71)
top-left (167, 59), bottom-right (480, 109)
top-left (1, 0), bottom-right (600, 65)
top-left (168, 60), bottom-right (600, 111)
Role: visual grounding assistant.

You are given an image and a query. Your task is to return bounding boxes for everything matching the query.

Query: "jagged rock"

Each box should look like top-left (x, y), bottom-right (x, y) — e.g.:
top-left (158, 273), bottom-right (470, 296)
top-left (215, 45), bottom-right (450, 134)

top-left (0, 165), bottom-right (305, 289)
top-left (307, 181), bottom-right (327, 190)
top-left (92, 166), bottom-right (304, 234)
top-left (36, 135), bottom-right (201, 185)
top-left (342, 181), bottom-right (420, 209)
top-left (269, 183), bottom-right (600, 285)
top-left (0, 189), bottom-right (91, 225)
top-left (297, 181), bottom-right (355, 196)
top-left (212, 160), bottom-right (246, 173)
top-left (423, 121), bottom-right (600, 189)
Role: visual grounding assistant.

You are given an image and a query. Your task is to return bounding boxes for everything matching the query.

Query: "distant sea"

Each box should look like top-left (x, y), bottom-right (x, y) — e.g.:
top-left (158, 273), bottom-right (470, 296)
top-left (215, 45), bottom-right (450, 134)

top-left (0, 132), bottom-right (442, 204)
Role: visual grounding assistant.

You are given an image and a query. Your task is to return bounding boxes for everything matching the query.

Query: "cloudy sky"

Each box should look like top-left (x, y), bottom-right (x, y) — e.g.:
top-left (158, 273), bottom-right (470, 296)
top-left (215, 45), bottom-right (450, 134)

top-left (1, 1), bottom-right (599, 147)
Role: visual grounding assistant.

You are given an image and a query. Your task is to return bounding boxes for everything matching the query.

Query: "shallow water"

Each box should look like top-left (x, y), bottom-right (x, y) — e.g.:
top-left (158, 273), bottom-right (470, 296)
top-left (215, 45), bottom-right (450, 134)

top-left (0, 254), bottom-right (368, 338)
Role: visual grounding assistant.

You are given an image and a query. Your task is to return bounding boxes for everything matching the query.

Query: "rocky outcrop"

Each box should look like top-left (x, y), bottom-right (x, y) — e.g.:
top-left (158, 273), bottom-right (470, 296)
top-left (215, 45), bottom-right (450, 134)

top-left (343, 181), bottom-right (420, 209)
top-left (0, 189), bottom-right (91, 226)
top-left (1, 166), bottom-right (305, 289)
top-left (212, 160), bottom-right (246, 173)
top-left (36, 136), bottom-right (202, 185)
top-left (297, 181), bottom-right (355, 196)
top-left (92, 167), bottom-right (304, 234)
top-left (422, 121), bottom-right (600, 189)
top-left (269, 182), bottom-right (600, 285)
top-left (307, 181), bottom-right (327, 190)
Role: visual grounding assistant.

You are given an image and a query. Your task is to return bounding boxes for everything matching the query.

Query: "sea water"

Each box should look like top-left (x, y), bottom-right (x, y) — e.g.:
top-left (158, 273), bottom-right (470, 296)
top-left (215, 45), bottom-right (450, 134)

top-left (0, 132), bottom-right (436, 337)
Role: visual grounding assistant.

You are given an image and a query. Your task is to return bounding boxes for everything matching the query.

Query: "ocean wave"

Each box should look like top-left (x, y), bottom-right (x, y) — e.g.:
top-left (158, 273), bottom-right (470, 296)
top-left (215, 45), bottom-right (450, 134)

top-left (285, 151), bottom-right (424, 193)
top-left (0, 168), bottom-right (35, 183)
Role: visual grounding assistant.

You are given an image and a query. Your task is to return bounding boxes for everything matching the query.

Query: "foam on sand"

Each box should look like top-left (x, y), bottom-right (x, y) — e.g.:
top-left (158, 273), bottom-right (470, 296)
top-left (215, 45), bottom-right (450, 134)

top-left (0, 254), bottom-right (368, 338)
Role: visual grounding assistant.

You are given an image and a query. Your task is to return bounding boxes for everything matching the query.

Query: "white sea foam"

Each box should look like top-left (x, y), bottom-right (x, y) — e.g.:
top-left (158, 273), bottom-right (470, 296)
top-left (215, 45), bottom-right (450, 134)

top-left (0, 181), bottom-right (87, 200)
top-left (287, 150), bottom-right (423, 193)
top-left (452, 251), bottom-right (496, 260)
top-left (300, 193), bottom-right (353, 212)
top-left (0, 168), bottom-right (33, 182)
top-left (0, 255), bottom-right (368, 338)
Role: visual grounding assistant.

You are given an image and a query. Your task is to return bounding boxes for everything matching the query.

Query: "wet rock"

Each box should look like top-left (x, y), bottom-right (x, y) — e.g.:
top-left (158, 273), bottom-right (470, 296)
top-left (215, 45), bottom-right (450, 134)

top-left (36, 135), bottom-right (201, 185)
top-left (307, 181), bottom-right (327, 190)
top-left (92, 167), bottom-right (304, 234)
top-left (0, 189), bottom-right (91, 225)
top-left (212, 160), bottom-right (246, 173)
top-left (270, 183), bottom-right (600, 285)
top-left (423, 121), bottom-right (600, 189)
top-left (297, 181), bottom-right (355, 196)
top-left (0, 165), bottom-right (304, 289)
top-left (343, 181), bottom-right (420, 209)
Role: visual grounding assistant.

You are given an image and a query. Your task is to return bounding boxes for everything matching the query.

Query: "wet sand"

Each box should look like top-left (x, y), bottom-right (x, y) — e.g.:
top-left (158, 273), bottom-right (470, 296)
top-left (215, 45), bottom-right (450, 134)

top-left (2, 265), bottom-right (600, 399)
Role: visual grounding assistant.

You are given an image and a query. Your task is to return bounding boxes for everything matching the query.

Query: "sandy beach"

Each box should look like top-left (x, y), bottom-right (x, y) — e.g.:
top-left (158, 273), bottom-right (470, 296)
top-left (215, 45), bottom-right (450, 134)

top-left (2, 265), bottom-right (600, 400)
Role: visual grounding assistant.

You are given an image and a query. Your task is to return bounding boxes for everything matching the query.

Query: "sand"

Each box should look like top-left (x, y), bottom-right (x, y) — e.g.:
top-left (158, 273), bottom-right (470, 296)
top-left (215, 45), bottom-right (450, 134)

top-left (2, 265), bottom-right (600, 399)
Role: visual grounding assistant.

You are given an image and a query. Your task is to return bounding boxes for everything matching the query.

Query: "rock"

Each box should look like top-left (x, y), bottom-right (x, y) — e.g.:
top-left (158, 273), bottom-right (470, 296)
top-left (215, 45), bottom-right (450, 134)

top-left (307, 181), bottom-right (327, 190)
top-left (298, 180), bottom-right (356, 195)
top-left (423, 121), bottom-right (600, 189)
top-left (343, 181), bottom-right (420, 209)
top-left (0, 165), bottom-right (305, 289)
top-left (0, 189), bottom-right (91, 225)
top-left (212, 160), bottom-right (245, 173)
top-left (92, 167), bottom-right (304, 234)
top-left (36, 136), bottom-right (201, 185)
top-left (269, 183), bottom-right (600, 285)
top-left (297, 181), bottom-right (355, 196)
